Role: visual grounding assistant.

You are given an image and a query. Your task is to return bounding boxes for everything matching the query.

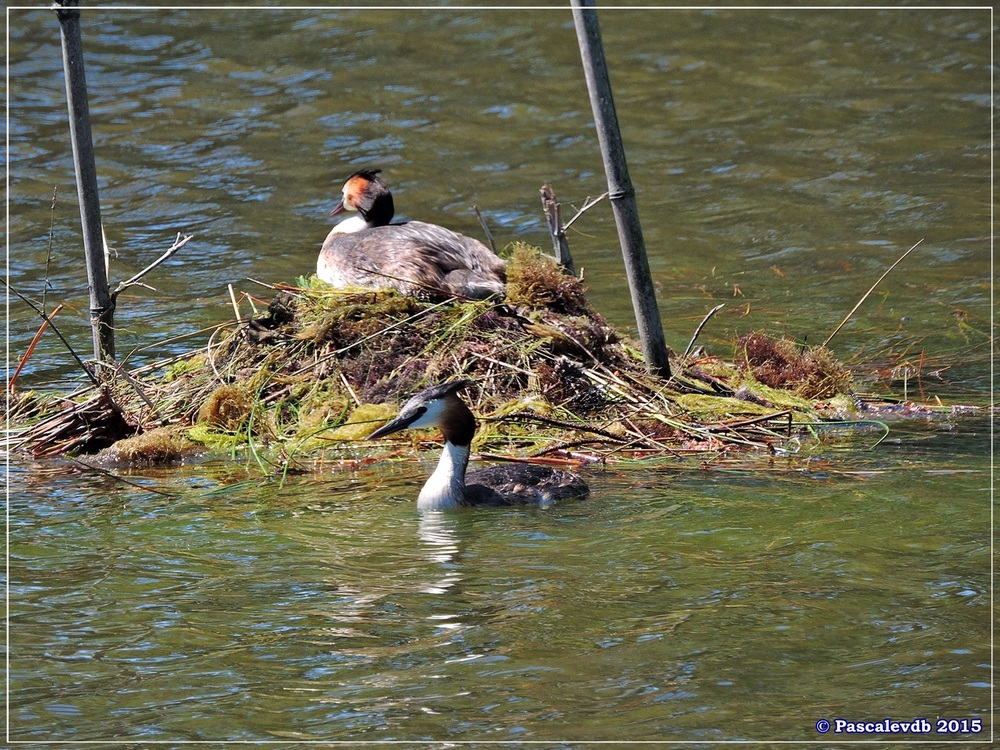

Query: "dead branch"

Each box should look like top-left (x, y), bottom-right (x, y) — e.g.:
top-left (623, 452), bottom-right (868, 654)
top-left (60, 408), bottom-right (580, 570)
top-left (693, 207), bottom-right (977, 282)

top-left (539, 184), bottom-right (576, 274)
top-left (10, 303), bottom-right (63, 392)
top-left (4, 280), bottom-right (100, 387)
top-left (684, 303), bottom-right (726, 358)
top-left (113, 233), bottom-right (194, 296)
top-left (562, 191), bottom-right (608, 232)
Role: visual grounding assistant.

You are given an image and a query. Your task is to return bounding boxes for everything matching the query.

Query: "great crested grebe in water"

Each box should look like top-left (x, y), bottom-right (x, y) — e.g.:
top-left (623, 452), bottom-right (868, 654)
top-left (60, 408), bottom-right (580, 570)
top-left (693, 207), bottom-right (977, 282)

top-left (317, 169), bottom-right (506, 300)
top-left (367, 380), bottom-right (589, 511)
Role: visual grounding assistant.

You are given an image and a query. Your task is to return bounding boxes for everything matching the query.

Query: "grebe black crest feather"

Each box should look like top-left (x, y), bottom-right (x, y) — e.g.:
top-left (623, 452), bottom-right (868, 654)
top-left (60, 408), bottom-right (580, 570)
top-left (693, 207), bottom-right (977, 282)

top-left (337, 169), bottom-right (393, 224)
top-left (317, 170), bottom-right (506, 300)
top-left (351, 168), bottom-right (382, 181)
top-left (368, 381), bottom-right (589, 511)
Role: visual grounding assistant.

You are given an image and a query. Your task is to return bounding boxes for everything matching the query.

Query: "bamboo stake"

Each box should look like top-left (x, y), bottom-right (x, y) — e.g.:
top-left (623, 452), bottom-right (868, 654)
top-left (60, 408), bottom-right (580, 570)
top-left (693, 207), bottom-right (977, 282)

top-left (571, 0), bottom-right (671, 378)
top-left (55, 0), bottom-right (115, 366)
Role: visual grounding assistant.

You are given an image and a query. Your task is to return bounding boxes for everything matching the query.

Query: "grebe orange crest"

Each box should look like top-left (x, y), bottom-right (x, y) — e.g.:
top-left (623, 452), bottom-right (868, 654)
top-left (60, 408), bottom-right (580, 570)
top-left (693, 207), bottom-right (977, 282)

top-left (368, 380), bottom-right (589, 511)
top-left (317, 170), bottom-right (506, 300)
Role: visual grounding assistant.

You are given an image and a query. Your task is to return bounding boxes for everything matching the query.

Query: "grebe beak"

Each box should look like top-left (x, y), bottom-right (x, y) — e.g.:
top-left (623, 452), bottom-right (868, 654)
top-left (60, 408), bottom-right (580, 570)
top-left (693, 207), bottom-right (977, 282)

top-left (367, 408), bottom-right (425, 441)
top-left (330, 199), bottom-right (347, 217)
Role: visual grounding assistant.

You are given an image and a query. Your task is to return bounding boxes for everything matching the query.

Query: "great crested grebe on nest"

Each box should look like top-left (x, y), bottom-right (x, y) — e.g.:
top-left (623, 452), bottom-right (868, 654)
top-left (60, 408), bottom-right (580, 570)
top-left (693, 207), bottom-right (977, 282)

top-left (317, 169), bottom-right (506, 300)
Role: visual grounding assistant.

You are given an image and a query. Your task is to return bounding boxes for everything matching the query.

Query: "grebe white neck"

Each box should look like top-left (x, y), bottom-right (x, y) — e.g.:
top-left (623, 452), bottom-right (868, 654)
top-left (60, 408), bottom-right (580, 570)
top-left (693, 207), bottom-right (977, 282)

top-left (329, 215), bottom-right (372, 235)
top-left (417, 440), bottom-right (470, 511)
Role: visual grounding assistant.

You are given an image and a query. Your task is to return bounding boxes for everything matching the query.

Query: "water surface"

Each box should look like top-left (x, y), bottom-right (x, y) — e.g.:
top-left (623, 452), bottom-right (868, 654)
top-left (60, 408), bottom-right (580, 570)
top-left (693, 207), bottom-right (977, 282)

top-left (5, 6), bottom-right (992, 744)
top-left (7, 6), bottom-right (990, 397)
top-left (9, 416), bottom-right (991, 742)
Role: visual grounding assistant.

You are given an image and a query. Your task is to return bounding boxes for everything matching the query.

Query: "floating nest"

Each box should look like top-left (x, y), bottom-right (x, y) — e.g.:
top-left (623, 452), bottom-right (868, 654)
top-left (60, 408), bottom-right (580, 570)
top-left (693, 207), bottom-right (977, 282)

top-left (8, 244), bottom-right (869, 470)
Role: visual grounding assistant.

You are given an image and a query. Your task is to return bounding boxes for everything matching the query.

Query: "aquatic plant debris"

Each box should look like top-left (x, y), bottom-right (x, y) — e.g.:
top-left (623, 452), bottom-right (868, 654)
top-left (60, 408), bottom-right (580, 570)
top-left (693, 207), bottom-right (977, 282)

top-left (5, 245), bottom-right (959, 471)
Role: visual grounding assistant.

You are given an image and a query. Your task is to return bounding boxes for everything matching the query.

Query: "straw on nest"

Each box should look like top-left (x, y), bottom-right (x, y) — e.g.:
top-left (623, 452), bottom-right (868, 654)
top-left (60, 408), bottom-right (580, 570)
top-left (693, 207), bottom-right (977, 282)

top-left (7, 244), bottom-right (858, 467)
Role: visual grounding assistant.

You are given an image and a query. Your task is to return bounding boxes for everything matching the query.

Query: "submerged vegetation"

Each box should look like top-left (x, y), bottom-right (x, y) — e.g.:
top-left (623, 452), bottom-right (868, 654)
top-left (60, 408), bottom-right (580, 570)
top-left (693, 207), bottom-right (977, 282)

top-left (6, 244), bottom-right (946, 474)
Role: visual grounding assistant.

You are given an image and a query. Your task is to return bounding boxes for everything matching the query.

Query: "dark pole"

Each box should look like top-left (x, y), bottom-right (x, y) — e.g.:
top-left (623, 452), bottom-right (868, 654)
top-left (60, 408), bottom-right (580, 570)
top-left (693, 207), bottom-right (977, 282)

top-left (571, 0), bottom-right (670, 378)
top-left (55, 0), bottom-right (115, 365)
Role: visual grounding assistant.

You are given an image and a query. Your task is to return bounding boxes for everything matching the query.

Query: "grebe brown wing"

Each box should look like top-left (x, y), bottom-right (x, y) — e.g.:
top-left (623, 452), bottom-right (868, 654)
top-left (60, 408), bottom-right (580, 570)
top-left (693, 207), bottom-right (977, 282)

top-left (318, 223), bottom-right (505, 299)
top-left (397, 222), bottom-right (505, 275)
top-left (400, 222), bottom-right (506, 299)
top-left (465, 463), bottom-right (590, 507)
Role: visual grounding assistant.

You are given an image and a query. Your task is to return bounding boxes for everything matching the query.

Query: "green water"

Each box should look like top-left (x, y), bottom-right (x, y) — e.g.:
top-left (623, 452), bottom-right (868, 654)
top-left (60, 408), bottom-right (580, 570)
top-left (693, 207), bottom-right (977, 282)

top-left (9, 417), bottom-right (992, 742)
top-left (5, 5), bottom-right (992, 744)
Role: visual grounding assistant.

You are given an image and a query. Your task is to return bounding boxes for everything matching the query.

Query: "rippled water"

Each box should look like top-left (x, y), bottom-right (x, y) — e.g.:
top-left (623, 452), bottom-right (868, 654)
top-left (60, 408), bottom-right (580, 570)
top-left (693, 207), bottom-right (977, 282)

top-left (6, 5), bottom-right (992, 744)
top-left (7, 6), bottom-right (991, 395)
top-left (9, 416), bottom-right (992, 742)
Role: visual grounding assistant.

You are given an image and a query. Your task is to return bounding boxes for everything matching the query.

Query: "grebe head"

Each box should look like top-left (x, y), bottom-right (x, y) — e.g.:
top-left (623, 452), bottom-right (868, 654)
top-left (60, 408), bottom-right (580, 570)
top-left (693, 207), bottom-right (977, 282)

top-left (367, 380), bottom-right (476, 447)
top-left (331, 168), bottom-right (395, 227)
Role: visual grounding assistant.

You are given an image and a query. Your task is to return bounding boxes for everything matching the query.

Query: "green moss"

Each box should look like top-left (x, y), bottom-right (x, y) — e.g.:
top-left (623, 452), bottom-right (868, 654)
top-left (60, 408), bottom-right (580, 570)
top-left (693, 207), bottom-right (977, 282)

top-left (163, 354), bottom-right (207, 382)
top-left (674, 393), bottom-right (778, 420)
top-left (740, 379), bottom-right (818, 414)
top-left (296, 392), bottom-right (351, 434)
top-left (93, 426), bottom-right (199, 466)
top-left (816, 393), bottom-right (864, 420)
top-left (187, 423), bottom-right (246, 449)
top-left (325, 403), bottom-right (399, 441)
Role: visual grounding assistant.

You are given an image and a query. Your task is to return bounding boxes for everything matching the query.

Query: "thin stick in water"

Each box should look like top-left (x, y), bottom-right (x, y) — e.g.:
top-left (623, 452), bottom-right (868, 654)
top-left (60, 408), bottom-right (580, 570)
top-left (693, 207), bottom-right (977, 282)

top-left (822, 239), bottom-right (923, 348)
top-left (9, 304), bottom-right (63, 392)
top-left (683, 303), bottom-right (725, 358)
top-left (4, 279), bottom-right (99, 387)
top-left (228, 284), bottom-right (243, 324)
top-left (472, 205), bottom-right (496, 254)
top-left (43, 187), bottom-right (58, 313)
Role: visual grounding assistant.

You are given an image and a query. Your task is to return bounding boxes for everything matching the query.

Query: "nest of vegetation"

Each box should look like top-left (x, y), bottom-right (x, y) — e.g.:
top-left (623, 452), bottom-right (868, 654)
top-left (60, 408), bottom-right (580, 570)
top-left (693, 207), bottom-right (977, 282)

top-left (7, 244), bottom-right (863, 470)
